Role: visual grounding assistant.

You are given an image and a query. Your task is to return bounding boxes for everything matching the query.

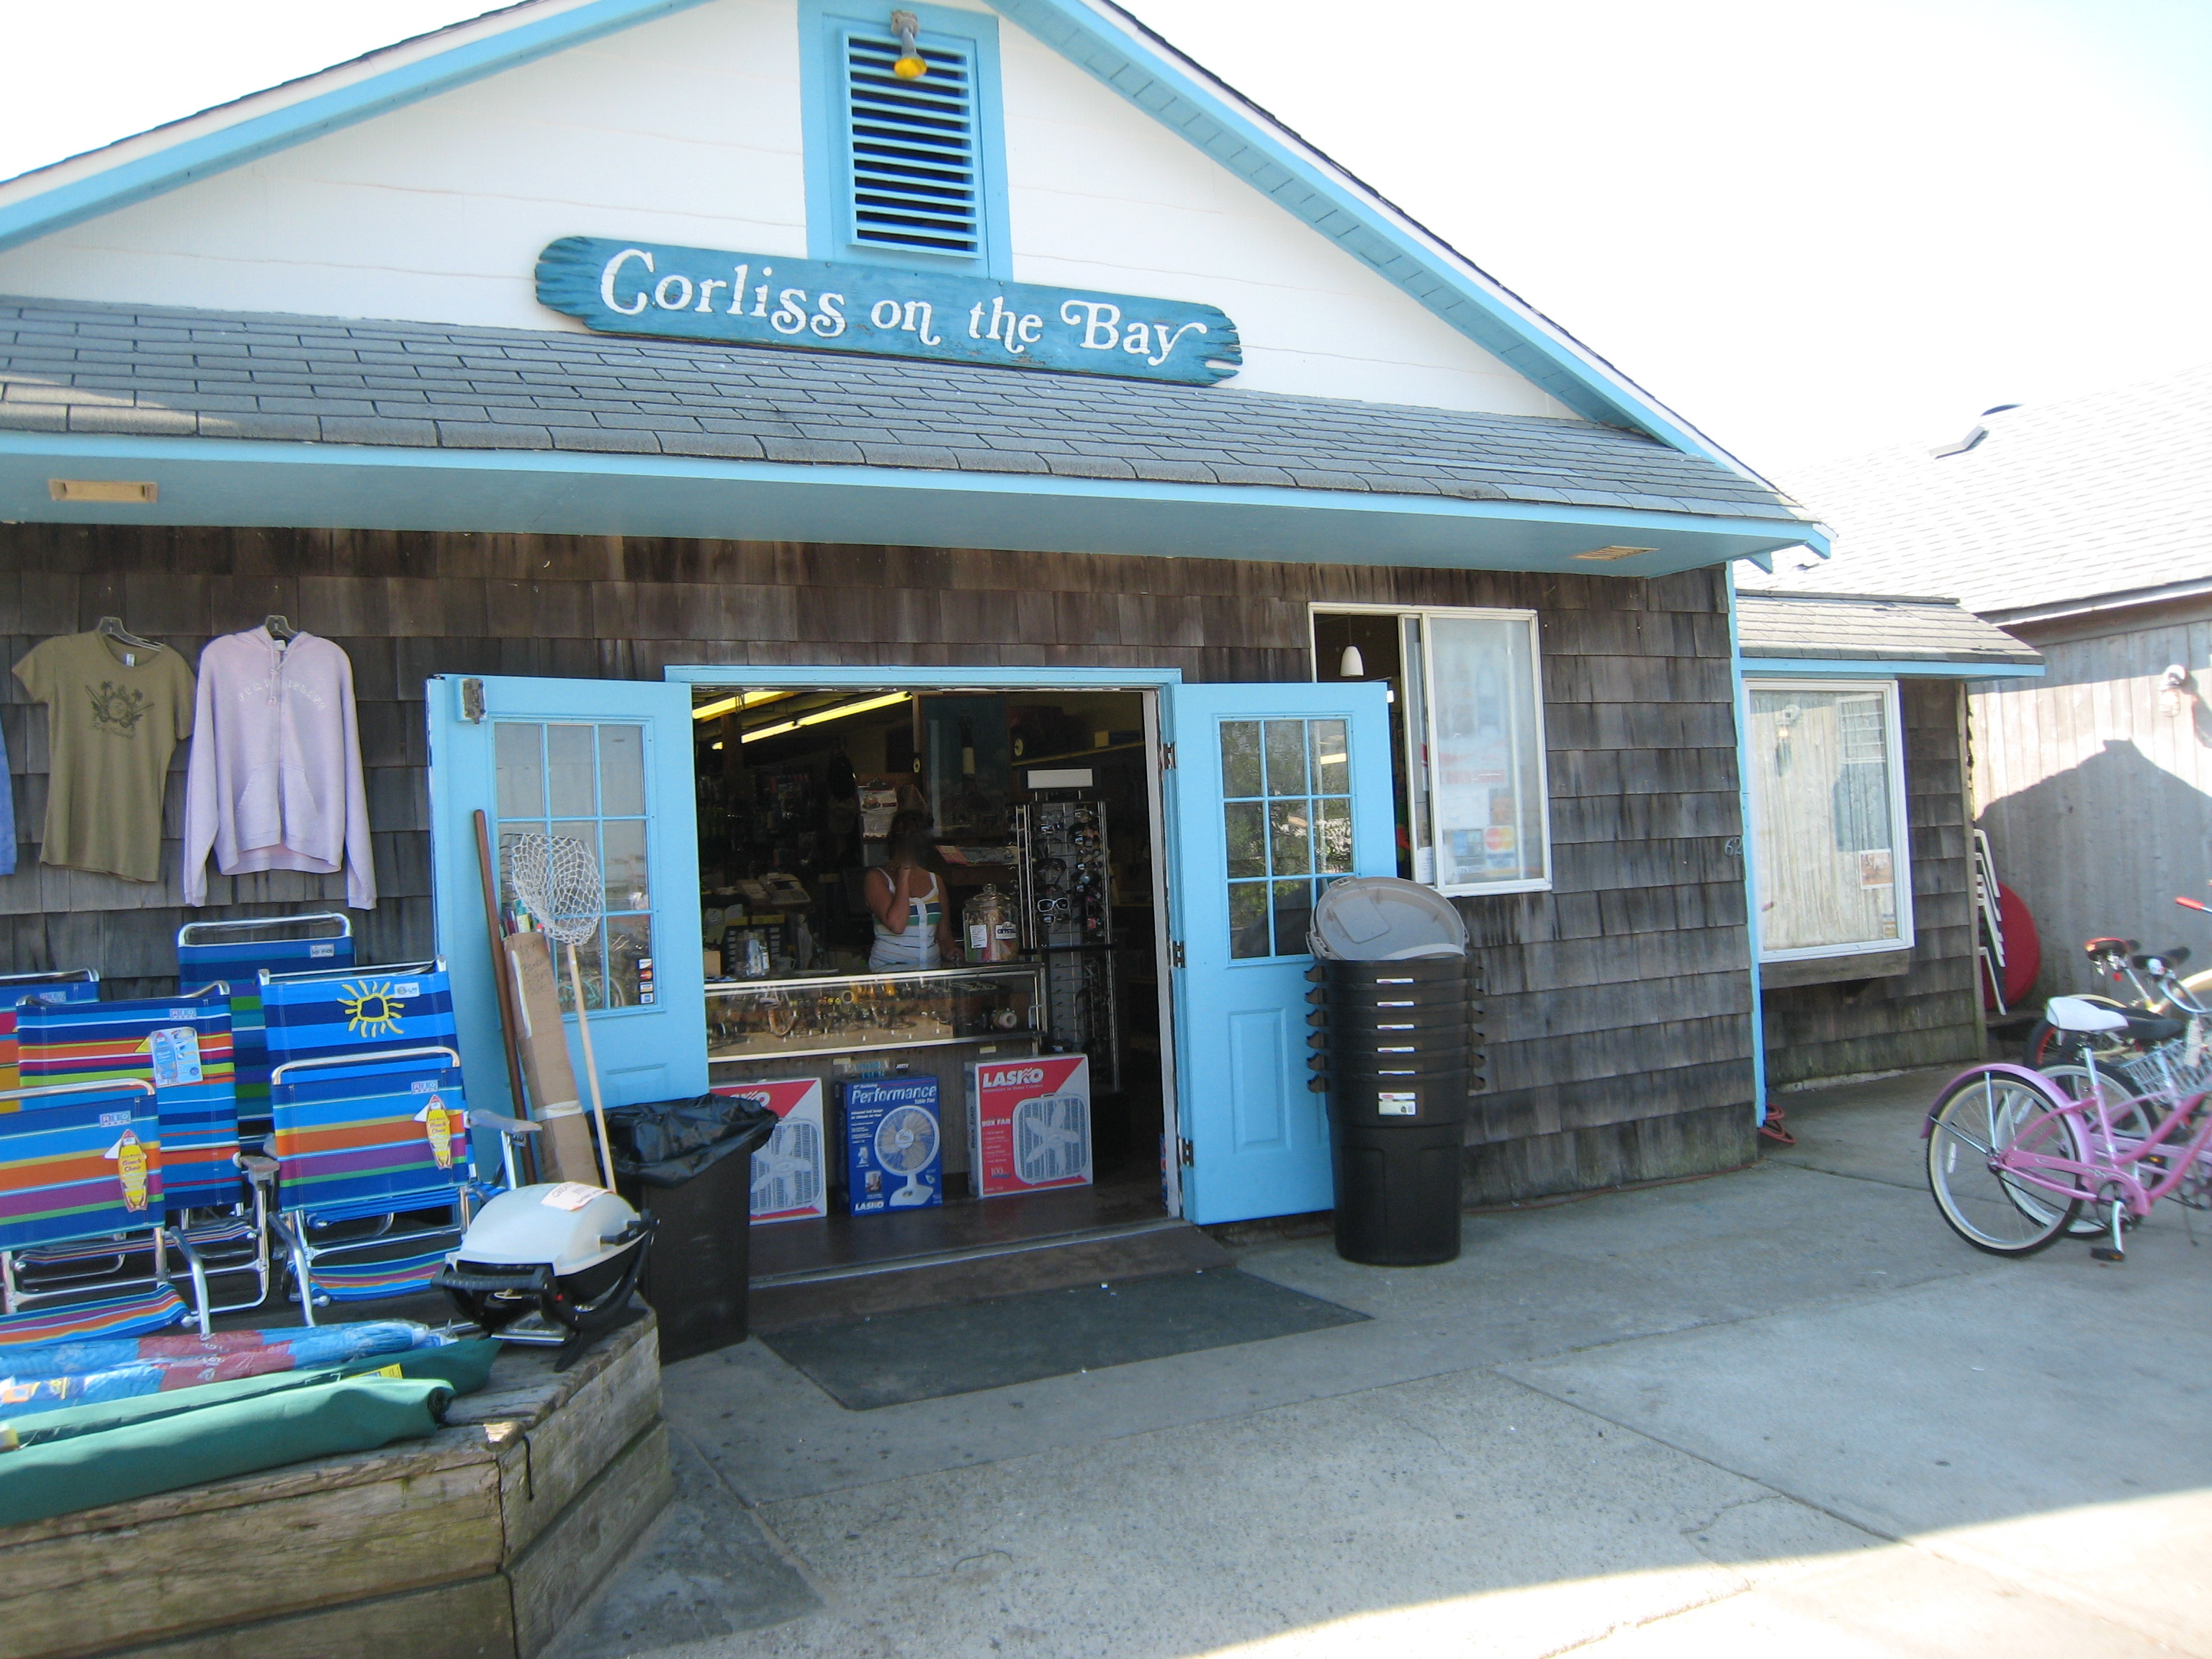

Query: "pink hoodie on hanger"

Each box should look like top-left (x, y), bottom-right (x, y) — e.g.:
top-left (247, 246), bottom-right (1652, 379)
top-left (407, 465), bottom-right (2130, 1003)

top-left (182, 627), bottom-right (376, 909)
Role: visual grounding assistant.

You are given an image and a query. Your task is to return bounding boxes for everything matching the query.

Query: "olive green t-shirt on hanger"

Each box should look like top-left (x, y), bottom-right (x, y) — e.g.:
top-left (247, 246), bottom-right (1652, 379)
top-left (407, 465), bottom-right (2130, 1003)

top-left (13, 632), bottom-right (196, 883)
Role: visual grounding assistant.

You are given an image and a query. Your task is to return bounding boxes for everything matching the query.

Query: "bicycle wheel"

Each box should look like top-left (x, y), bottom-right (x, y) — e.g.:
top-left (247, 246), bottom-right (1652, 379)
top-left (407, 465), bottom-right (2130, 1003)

top-left (1926, 1069), bottom-right (2085, 1255)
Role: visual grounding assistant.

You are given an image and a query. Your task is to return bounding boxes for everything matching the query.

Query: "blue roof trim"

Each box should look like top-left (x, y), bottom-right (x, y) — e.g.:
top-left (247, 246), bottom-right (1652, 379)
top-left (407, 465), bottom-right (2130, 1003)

top-left (665, 664), bottom-right (1182, 687)
top-left (1740, 657), bottom-right (2044, 680)
top-left (982, 0), bottom-right (1750, 472)
top-left (0, 431), bottom-right (1822, 572)
top-left (0, 0), bottom-right (710, 256)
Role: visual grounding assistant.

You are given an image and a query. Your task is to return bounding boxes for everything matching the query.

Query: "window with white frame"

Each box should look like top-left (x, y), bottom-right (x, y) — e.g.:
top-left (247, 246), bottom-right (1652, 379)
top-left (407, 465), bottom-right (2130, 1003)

top-left (1311, 607), bottom-right (1551, 896)
top-left (1744, 680), bottom-right (1914, 960)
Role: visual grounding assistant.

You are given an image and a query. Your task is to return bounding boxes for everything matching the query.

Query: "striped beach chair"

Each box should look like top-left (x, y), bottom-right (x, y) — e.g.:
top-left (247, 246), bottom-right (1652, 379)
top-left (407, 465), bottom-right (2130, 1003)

top-left (178, 913), bottom-right (352, 1140)
top-left (0, 1078), bottom-right (192, 1342)
top-left (0, 971), bottom-right (100, 1100)
top-left (269, 1046), bottom-right (535, 1322)
top-left (15, 989), bottom-right (269, 1323)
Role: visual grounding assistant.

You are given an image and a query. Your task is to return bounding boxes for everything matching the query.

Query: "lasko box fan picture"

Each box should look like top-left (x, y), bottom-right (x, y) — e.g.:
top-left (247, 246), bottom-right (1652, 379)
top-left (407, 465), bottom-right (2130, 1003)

top-left (843, 1076), bottom-right (942, 1215)
top-left (717, 1078), bottom-right (828, 1224)
top-left (968, 1053), bottom-right (1092, 1197)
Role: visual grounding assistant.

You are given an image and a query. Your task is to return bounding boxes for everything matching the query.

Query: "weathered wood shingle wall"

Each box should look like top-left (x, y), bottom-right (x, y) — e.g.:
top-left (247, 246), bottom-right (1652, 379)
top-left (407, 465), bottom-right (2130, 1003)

top-left (0, 525), bottom-right (1756, 1196)
top-left (1760, 678), bottom-right (1982, 1087)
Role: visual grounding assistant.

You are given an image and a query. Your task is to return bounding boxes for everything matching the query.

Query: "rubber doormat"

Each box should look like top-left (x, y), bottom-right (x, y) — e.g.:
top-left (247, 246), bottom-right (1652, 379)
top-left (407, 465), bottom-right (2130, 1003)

top-left (760, 1269), bottom-right (1367, 1409)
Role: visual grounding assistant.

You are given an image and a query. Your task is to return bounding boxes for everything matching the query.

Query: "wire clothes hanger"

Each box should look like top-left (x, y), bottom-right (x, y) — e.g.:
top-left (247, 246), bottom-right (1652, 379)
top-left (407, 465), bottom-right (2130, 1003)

top-left (94, 616), bottom-right (162, 652)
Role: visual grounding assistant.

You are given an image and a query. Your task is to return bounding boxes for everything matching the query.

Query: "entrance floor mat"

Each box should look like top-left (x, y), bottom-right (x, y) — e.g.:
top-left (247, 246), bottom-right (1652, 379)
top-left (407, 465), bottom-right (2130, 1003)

top-left (758, 1269), bottom-right (1367, 1409)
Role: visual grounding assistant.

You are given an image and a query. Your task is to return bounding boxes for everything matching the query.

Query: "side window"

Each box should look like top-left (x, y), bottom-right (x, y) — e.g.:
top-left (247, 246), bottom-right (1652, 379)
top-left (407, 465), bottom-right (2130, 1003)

top-left (495, 721), bottom-right (656, 1010)
top-left (802, 1), bottom-right (1010, 276)
top-left (1745, 681), bottom-right (1914, 959)
top-left (1220, 717), bottom-right (1354, 960)
top-left (1311, 608), bottom-right (1552, 896)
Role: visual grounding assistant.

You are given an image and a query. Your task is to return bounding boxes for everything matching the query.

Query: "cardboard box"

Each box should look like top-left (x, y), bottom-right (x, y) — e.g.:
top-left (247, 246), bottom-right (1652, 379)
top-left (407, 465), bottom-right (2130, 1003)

top-left (712, 1078), bottom-right (828, 1224)
top-left (843, 1076), bottom-right (942, 1214)
top-left (968, 1054), bottom-right (1092, 1197)
top-left (503, 932), bottom-right (603, 1187)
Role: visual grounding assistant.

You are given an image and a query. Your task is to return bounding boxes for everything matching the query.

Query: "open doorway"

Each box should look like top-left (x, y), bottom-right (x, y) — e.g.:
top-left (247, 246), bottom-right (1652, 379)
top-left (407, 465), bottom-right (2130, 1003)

top-left (685, 681), bottom-right (1174, 1280)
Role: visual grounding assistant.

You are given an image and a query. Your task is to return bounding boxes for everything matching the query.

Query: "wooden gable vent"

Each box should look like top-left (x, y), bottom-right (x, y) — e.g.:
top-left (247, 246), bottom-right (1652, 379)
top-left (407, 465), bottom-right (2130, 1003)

top-left (843, 29), bottom-right (981, 258)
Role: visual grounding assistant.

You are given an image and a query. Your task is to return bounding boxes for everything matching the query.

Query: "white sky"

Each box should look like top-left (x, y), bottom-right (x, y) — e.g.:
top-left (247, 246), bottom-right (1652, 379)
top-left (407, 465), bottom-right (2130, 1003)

top-left (2, 0), bottom-right (2207, 477)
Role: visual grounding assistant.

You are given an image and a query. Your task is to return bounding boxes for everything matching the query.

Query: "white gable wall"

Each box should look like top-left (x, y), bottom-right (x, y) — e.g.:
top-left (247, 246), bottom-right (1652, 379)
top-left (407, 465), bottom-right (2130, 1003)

top-left (0, 0), bottom-right (1573, 418)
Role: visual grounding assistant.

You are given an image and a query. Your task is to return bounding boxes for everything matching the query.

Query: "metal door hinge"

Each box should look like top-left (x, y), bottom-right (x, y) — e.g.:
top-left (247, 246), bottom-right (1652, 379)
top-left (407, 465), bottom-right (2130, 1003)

top-left (1169, 940), bottom-right (1186, 969)
top-left (1160, 742), bottom-right (1177, 770)
top-left (1179, 1136), bottom-right (1195, 1166)
top-left (459, 678), bottom-right (486, 723)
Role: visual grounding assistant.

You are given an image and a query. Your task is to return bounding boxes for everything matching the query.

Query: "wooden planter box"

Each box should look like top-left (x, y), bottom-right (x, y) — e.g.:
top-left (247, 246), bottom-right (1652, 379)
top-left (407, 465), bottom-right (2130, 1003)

top-left (0, 1315), bottom-right (672, 1659)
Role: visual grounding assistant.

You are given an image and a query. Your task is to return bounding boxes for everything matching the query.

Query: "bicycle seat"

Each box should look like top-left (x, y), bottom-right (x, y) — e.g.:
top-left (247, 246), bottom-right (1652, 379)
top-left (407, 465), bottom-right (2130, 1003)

top-left (2129, 947), bottom-right (2190, 972)
top-left (2048, 995), bottom-right (2129, 1033)
top-left (2121, 1010), bottom-right (2188, 1044)
top-left (2084, 937), bottom-right (2139, 958)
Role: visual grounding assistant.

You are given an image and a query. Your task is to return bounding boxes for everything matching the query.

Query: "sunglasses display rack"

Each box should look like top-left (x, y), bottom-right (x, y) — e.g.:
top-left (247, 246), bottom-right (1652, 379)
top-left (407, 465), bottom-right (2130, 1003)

top-left (1014, 800), bottom-right (1120, 1091)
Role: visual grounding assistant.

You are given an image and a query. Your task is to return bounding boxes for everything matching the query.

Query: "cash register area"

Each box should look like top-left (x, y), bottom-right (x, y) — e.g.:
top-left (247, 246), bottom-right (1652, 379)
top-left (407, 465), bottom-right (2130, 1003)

top-left (690, 686), bottom-right (1173, 1278)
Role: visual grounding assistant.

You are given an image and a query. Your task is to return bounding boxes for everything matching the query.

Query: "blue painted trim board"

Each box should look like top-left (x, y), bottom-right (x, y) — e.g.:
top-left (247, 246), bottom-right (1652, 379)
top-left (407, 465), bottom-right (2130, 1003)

top-left (1741, 657), bottom-right (2044, 680)
top-left (665, 665), bottom-right (1182, 688)
top-left (0, 0), bottom-right (710, 253)
top-left (1725, 565), bottom-right (1767, 1124)
top-left (0, 433), bottom-right (1827, 575)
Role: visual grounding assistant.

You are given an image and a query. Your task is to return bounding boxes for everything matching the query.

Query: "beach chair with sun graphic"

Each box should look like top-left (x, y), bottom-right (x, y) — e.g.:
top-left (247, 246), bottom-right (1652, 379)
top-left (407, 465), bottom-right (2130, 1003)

top-left (0, 1075), bottom-right (194, 1342)
top-left (13, 986), bottom-right (267, 1329)
top-left (177, 912), bottom-right (353, 1141)
top-left (259, 961), bottom-right (536, 1319)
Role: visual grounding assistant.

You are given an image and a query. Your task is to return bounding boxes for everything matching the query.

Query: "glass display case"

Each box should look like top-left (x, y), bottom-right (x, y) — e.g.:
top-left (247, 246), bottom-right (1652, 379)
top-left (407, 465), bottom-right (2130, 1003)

top-left (706, 963), bottom-right (1043, 1063)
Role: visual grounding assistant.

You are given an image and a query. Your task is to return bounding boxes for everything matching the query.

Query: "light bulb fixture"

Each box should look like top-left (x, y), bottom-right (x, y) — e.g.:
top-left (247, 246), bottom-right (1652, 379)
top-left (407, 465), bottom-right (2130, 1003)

top-left (2160, 664), bottom-right (2193, 718)
top-left (1338, 644), bottom-right (1364, 678)
top-left (891, 9), bottom-right (927, 77)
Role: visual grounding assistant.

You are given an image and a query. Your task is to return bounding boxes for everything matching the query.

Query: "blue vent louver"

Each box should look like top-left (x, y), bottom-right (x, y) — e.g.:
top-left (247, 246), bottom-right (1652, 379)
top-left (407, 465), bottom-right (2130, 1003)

top-left (845, 31), bottom-right (980, 258)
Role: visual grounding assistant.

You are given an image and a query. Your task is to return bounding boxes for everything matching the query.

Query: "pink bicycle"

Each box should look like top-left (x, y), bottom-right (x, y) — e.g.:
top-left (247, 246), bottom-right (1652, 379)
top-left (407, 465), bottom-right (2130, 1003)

top-left (1925, 996), bottom-right (2212, 1259)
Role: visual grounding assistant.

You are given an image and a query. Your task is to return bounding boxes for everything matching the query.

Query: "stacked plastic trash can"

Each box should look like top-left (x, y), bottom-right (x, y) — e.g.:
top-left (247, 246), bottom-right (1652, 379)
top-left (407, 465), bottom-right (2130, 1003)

top-left (1306, 878), bottom-right (1484, 1265)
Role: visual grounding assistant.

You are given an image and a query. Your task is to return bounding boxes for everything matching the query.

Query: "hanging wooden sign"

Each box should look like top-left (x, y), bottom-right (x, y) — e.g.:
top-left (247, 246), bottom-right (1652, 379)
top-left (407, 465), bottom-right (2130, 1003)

top-left (535, 236), bottom-right (1241, 386)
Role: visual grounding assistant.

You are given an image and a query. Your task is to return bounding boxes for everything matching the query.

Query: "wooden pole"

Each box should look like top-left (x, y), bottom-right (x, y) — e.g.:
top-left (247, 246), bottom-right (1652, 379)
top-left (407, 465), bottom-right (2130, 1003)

top-left (474, 809), bottom-right (536, 1184)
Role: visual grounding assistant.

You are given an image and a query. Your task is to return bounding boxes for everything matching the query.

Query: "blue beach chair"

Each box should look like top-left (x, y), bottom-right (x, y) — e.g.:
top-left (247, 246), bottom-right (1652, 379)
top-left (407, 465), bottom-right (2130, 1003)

top-left (269, 1045), bottom-right (535, 1322)
top-left (178, 913), bottom-right (353, 1139)
top-left (0, 970), bottom-right (100, 1099)
top-left (0, 1077), bottom-right (192, 1342)
top-left (14, 989), bottom-right (270, 1325)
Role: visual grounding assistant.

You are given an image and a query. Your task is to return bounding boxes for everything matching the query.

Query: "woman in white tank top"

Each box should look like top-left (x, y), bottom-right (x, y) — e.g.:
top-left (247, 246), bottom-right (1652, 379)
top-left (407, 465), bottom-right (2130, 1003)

top-left (867, 812), bottom-right (956, 971)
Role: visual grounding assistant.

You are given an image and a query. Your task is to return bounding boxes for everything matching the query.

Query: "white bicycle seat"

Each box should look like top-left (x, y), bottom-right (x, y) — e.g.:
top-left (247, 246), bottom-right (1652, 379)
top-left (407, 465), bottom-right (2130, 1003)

top-left (2047, 995), bottom-right (2128, 1034)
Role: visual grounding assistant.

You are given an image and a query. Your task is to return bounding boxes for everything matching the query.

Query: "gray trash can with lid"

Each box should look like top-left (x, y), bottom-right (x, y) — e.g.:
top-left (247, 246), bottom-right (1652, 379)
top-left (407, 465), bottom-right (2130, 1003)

top-left (1308, 879), bottom-right (1484, 1265)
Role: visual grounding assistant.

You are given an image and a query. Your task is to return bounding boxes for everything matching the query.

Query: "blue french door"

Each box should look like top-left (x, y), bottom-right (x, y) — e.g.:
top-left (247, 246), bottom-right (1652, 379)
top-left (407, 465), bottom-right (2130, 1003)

top-left (1164, 682), bottom-right (1395, 1225)
top-left (427, 675), bottom-right (708, 1120)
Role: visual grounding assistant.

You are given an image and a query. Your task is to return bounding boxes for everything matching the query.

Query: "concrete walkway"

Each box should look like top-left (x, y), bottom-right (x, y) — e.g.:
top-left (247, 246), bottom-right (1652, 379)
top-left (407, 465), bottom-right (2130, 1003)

top-left (548, 1069), bottom-right (2212, 1658)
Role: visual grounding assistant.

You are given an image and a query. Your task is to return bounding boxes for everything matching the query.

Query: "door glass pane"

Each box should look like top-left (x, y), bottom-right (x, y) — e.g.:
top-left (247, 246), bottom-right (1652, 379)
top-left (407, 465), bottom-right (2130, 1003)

top-left (495, 723), bottom-right (544, 821)
top-left (1748, 686), bottom-right (1904, 954)
top-left (599, 724), bottom-right (646, 817)
top-left (1427, 615), bottom-right (1547, 889)
top-left (1310, 719), bottom-right (1348, 796)
top-left (1219, 715), bottom-right (1356, 959)
top-left (1224, 800), bottom-right (1266, 880)
top-left (1264, 720), bottom-right (1308, 797)
top-left (1269, 800), bottom-right (1312, 875)
top-left (605, 914), bottom-right (655, 1009)
top-left (1220, 721), bottom-right (1262, 799)
top-left (547, 724), bottom-right (598, 819)
top-left (603, 818), bottom-right (651, 912)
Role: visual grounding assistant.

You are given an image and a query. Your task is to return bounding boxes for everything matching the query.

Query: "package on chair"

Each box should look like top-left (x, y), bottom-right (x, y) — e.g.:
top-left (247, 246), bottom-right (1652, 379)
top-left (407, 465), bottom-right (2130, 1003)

top-left (968, 1054), bottom-right (1092, 1197)
top-left (843, 1076), bottom-right (941, 1215)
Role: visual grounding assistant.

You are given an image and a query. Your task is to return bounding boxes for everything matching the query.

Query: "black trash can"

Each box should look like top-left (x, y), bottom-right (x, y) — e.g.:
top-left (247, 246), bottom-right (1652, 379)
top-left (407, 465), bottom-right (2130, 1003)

top-left (607, 1092), bottom-right (777, 1362)
top-left (1309, 957), bottom-right (1482, 1264)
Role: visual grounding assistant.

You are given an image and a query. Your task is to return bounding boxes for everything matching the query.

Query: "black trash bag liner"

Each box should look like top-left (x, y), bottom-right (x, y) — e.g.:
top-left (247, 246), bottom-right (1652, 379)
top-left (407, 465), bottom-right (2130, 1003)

top-left (606, 1092), bottom-right (778, 1187)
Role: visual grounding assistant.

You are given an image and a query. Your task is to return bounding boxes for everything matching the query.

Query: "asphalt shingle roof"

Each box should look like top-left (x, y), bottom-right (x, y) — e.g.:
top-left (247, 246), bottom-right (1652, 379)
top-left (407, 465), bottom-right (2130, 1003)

top-left (1736, 591), bottom-right (2039, 668)
top-left (0, 297), bottom-right (1804, 521)
top-left (1742, 363), bottom-right (2212, 618)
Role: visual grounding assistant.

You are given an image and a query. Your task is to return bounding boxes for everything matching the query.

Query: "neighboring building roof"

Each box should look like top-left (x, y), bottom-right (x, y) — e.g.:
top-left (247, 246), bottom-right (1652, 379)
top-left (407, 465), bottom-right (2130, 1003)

top-left (0, 0), bottom-right (1765, 479)
top-left (1742, 362), bottom-right (2212, 623)
top-left (0, 298), bottom-right (1804, 520)
top-left (1737, 590), bottom-right (2041, 670)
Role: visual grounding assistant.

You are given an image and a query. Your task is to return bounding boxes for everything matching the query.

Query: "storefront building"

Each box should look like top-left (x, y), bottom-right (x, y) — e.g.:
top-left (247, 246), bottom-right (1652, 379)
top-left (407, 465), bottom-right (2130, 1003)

top-left (0, 0), bottom-right (1827, 1258)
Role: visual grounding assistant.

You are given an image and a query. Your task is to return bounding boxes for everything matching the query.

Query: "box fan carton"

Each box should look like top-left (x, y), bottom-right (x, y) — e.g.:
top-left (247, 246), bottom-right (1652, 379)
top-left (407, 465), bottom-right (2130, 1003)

top-left (712, 1078), bottom-right (827, 1224)
top-left (968, 1053), bottom-right (1092, 1197)
top-left (843, 1076), bottom-right (943, 1214)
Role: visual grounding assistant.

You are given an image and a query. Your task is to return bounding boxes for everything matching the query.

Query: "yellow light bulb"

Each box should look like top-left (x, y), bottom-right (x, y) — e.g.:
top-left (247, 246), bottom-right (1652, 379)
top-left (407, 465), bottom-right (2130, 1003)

top-left (894, 53), bottom-right (927, 78)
